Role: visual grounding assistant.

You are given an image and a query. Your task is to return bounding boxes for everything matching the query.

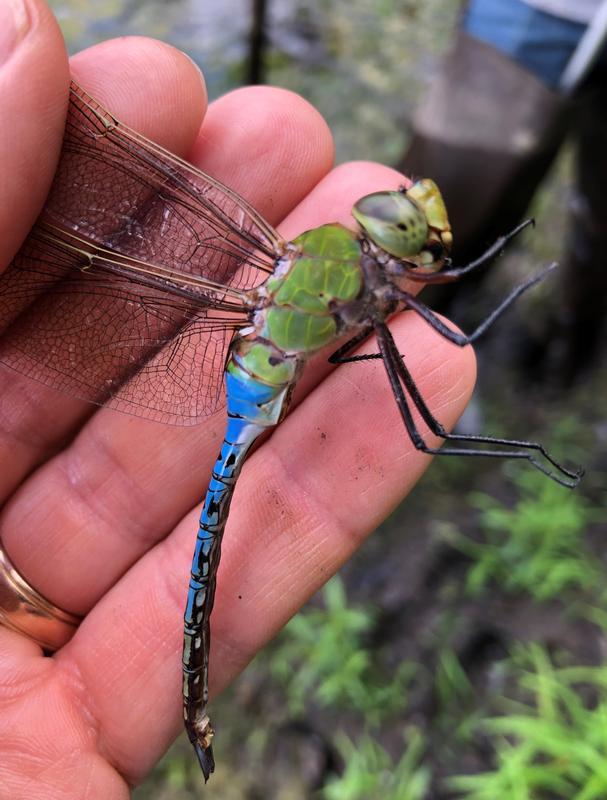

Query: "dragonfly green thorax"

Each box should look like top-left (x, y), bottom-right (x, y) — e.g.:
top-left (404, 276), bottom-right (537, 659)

top-left (251, 182), bottom-right (454, 359)
top-left (258, 223), bottom-right (363, 353)
top-left (352, 178), bottom-right (452, 271)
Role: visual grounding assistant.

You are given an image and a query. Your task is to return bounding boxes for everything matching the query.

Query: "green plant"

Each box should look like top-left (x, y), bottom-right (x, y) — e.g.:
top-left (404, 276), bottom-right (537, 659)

top-left (435, 647), bottom-right (474, 710)
top-left (321, 728), bottom-right (430, 800)
top-left (448, 643), bottom-right (607, 799)
top-left (432, 647), bottom-right (487, 746)
top-left (440, 468), bottom-right (600, 600)
top-left (270, 576), bottom-right (417, 725)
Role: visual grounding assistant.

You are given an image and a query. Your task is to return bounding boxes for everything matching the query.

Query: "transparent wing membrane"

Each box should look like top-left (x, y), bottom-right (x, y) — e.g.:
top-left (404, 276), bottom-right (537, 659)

top-left (0, 82), bottom-right (283, 424)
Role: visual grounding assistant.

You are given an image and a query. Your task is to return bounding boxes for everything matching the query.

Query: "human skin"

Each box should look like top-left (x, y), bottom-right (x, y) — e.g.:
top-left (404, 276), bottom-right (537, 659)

top-left (0, 1), bottom-right (475, 797)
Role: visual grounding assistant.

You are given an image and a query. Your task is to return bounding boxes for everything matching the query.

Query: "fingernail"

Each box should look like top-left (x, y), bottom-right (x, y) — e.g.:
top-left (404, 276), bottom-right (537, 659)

top-left (0, 0), bottom-right (30, 66)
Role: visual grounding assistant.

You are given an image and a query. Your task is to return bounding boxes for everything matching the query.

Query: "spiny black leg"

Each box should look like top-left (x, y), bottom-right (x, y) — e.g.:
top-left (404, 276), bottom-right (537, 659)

top-left (332, 261), bottom-right (557, 365)
top-left (375, 323), bottom-right (427, 450)
top-left (331, 350), bottom-right (384, 365)
top-left (392, 335), bottom-right (581, 485)
top-left (375, 323), bottom-right (582, 488)
top-left (406, 219), bottom-right (535, 285)
top-left (444, 218), bottom-right (534, 278)
top-left (400, 262), bottom-right (557, 347)
top-left (329, 325), bottom-right (375, 364)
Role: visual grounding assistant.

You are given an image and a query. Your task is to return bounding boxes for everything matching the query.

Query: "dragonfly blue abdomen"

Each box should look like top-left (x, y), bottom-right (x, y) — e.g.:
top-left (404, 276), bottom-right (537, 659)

top-left (183, 334), bottom-right (302, 779)
top-left (181, 222), bottom-right (373, 778)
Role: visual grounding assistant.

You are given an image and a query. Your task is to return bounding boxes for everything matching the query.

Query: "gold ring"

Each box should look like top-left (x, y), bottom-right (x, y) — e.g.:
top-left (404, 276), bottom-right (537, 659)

top-left (0, 544), bottom-right (81, 651)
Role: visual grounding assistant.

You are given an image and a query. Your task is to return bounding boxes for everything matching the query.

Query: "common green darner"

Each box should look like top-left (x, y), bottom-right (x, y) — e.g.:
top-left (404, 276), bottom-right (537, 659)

top-left (0, 82), bottom-right (582, 782)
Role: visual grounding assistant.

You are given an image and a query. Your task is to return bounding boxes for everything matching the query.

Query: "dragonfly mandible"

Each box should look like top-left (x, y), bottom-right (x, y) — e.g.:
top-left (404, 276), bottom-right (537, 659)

top-left (0, 82), bottom-right (582, 782)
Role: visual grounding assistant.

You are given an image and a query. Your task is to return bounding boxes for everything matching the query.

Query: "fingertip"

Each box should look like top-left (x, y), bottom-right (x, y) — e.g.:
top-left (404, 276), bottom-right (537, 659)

top-left (70, 36), bottom-right (207, 155)
top-left (0, 0), bottom-right (69, 264)
top-left (332, 159), bottom-right (412, 189)
top-left (279, 159), bottom-right (412, 238)
top-left (192, 85), bottom-right (335, 222)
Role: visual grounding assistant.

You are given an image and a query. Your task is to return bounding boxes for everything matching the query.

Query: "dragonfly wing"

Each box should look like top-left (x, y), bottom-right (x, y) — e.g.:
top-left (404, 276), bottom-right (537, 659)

top-left (45, 82), bottom-right (282, 289)
top-left (0, 226), bottom-right (246, 425)
top-left (0, 81), bottom-right (286, 425)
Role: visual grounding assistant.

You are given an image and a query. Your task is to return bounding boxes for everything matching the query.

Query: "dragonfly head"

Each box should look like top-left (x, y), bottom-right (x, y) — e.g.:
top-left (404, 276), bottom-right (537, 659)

top-left (352, 179), bottom-right (452, 274)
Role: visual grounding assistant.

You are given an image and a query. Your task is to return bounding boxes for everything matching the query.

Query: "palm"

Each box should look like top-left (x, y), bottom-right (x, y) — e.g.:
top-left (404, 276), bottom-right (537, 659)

top-left (0, 8), bottom-right (474, 796)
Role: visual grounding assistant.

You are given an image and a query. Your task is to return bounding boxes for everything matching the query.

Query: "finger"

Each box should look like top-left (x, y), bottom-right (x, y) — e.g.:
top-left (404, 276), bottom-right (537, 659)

top-left (0, 163), bottom-right (404, 615)
top-left (0, 36), bottom-right (208, 501)
top-left (0, 0), bottom-right (69, 491)
top-left (59, 306), bottom-right (475, 781)
top-left (70, 36), bottom-right (207, 155)
top-left (188, 83), bottom-right (336, 222)
top-left (0, 0), bottom-right (68, 267)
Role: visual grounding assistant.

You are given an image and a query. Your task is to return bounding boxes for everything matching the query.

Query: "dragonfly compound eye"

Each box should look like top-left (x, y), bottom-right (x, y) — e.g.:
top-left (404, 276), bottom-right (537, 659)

top-left (352, 191), bottom-right (429, 259)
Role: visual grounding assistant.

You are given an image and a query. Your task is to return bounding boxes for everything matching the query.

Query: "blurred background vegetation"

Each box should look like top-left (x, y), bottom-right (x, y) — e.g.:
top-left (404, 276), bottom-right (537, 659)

top-left (49, 1), bottom-right (606, 797)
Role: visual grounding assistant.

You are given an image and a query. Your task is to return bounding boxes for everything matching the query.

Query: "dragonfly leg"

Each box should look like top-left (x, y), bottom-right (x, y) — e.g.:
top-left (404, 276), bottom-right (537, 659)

top-left (328, 325), bottom-right (375, 364)
top-left (400, 262), bottom-right (557, 346)
top-left (337, 260), bottom-right (557, 367)
top-left (375, 323), bottom-right (582, 488)
top-left (331, 260), bottom-right (557, 367)
top-left (405, 218), bottom-right (534, 284)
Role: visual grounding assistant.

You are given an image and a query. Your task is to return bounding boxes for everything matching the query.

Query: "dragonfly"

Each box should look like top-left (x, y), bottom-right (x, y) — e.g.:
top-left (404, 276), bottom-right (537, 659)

top-left (0, 82), bottom-right (582, 782)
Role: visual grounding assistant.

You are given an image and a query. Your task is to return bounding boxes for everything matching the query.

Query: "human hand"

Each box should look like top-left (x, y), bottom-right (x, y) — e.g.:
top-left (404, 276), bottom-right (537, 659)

top-left (0, 2), bottom-right (475, 796)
